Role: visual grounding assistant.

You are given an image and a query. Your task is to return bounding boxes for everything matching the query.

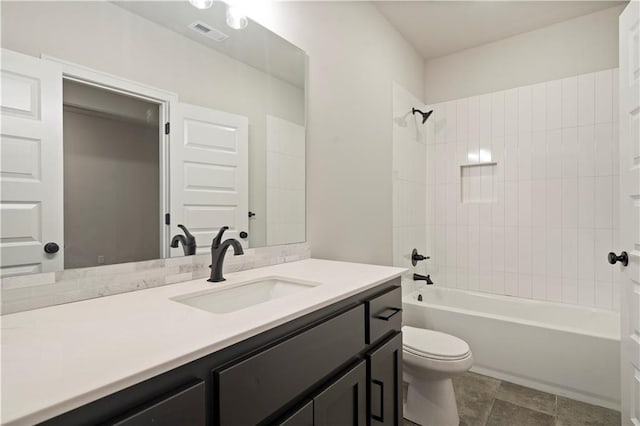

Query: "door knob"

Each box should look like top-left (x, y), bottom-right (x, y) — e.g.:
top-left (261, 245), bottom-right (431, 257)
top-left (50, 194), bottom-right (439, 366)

top-left (44, 242), bottom-right (60, 254)
top-left (608, 251), bottom-right (628, 266)
top-left (239, 231), bottom-right (248, 239)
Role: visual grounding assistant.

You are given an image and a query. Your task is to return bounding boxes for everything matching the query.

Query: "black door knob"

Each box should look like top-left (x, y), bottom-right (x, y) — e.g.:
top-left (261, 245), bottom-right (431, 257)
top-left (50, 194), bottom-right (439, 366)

top-left (608, 251), bottom-right (628, 266)
top-left (44, 242), bottom-right (60, 254)
top-left (239, 231), bottom-right (248, 239)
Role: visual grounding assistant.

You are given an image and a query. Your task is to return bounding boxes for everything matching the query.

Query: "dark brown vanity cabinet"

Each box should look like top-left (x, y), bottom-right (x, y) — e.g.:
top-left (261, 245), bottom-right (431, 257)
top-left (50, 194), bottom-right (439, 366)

top-left (42, 279), bottom-right (402, 426)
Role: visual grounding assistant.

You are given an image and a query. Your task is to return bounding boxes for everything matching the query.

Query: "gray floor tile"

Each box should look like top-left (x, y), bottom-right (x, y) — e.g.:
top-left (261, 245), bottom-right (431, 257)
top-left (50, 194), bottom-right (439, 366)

top-left (486, 400), bottom-right (555, 426)
top-left (555, 397), bottom-right (621, 426)
top-left (453, 372), bottom-right (501, 426)
top-left (495, 381), bottom-right (557, 415)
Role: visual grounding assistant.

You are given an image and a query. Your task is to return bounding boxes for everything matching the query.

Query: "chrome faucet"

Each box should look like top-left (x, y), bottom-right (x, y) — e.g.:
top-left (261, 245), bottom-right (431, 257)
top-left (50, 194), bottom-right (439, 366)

top-left (208, 226), bottom-right (244, 282)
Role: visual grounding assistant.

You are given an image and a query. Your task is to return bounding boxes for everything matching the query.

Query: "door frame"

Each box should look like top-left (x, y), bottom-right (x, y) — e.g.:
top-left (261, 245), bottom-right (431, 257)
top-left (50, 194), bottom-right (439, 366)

top-left (41, 55), bottom-right (179, 259)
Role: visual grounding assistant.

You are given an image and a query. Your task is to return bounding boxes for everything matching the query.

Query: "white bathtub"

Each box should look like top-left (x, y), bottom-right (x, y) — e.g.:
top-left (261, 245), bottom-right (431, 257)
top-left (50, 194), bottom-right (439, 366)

top-left (403, 287), bottom-right (621, 410)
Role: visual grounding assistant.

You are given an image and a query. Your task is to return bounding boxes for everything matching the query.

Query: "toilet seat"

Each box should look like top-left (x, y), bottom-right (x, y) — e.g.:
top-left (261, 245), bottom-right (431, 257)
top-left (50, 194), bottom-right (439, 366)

top-left (402, 326), bottom-right (471, 361)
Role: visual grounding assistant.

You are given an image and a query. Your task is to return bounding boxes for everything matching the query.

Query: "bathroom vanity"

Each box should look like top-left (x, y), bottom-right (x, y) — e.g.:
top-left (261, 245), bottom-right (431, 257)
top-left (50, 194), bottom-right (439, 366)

top-left (1, 260), bottom-right (405, 425)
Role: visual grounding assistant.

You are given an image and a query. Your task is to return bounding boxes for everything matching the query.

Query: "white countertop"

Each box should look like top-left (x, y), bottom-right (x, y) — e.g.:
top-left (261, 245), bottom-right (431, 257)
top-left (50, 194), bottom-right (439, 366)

top-left (0, 259), bottom-right (405, 425)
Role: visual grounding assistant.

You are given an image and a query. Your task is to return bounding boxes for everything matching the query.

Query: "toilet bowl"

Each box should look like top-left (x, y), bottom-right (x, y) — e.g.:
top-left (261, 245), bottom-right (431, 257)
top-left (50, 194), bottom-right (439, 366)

top-left (402, 326), bottom-right (473, 426)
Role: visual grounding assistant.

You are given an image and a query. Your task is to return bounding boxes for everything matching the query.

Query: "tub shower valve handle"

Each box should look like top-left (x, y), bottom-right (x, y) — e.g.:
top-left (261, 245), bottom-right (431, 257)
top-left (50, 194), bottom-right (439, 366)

top-left (608, 251), bottom-right (628, 267)
top-left (411, 248), bottom-right (430, 266)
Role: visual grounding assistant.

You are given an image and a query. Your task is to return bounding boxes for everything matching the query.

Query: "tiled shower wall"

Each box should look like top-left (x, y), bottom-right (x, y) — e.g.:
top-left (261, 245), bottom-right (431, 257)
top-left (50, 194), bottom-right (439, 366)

top-left (424, 68), bottom-right (621, 311)
top-left (392, 82), bottom-right (428, 294)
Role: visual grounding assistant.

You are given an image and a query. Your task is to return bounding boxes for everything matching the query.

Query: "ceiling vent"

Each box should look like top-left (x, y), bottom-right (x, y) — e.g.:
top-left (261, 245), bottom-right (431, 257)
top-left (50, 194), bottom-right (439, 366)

top-left (188, 21), bottom-right (229, 42)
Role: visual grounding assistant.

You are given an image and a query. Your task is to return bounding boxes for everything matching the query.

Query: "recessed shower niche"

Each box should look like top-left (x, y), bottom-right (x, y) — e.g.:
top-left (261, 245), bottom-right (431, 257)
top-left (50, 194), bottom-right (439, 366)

top-left (460, 162), bottom-right (497, 203)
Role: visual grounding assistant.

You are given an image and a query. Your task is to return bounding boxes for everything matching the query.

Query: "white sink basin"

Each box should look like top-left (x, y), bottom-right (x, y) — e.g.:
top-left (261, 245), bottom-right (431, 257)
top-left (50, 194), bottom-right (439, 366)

top-left (171, 276), bottom-right (321, 314)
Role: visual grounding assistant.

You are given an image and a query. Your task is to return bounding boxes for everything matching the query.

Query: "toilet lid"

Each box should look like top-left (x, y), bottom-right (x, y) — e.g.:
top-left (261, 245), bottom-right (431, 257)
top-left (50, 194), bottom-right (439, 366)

top-left (402, 326), bottom-right (471, 360)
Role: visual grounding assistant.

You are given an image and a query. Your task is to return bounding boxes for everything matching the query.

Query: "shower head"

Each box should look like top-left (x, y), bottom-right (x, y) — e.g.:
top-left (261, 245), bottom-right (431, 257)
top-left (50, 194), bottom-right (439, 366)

top-left (412, 108), bottom-right (433, 124)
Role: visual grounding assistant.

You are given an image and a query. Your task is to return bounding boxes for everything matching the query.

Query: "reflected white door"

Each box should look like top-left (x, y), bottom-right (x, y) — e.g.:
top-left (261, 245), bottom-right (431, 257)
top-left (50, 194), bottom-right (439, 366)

top-left (619, 2), bottom-right (640, 425)
top-left (0, 49), bottom-right (63, 276)
top-left (170, 103), bottom-right (248, 256)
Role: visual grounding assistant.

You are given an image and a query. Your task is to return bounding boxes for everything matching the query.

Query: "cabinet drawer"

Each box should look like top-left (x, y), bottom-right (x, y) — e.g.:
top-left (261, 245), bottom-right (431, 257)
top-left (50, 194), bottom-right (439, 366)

top-left (366, 286), bottom-right (402, 344)
top-left (110, 381), bottom-right (205, 426)
top-left (215, 305), bottom-right (366, 425)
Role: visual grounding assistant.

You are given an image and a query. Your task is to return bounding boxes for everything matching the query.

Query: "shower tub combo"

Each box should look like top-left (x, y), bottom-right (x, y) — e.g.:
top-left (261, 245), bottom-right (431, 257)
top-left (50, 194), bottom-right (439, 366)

top-left (403, 287), bottom-right (621, 410)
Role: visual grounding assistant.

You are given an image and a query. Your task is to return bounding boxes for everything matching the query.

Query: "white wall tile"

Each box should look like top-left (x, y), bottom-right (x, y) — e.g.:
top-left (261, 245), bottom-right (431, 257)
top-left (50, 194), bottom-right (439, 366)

top-left (518, 274), bottom-right (533, 298)
top-left (578, 73), bottom-right (595, 126)
top-left (577, 125), bottom-right (595, 177)
top-left (531, 181), bottom-right (546, 229)
top-left (594, 229), bottom-right (613, 283)
top-left (578, 177), bottom-right (595, 228)
top-left (546, 179), bottom-right (562, 228)
top-left (445, 101), bottom-right (457, 143)
top-left (518, 86), bottom-right (532, 134)
top-left (562, 228), bottom-right (578, 279)
top-left (562, 127), bottom-right (578, 178)
top-left (578, 279), bottom-right (595, 307)
top-left (546, 129), bottom-right (563, 178)
top-left (505, 88), bottom-right (518, 135)
top-left (561, 177), bottom-right (578, 228)
top-left (532, 83), bottom-right (547, 132)
top-left (595, 176), bottom-right (613, 228)
top-left (612, 70), bottom-right (619, 122)
top-left (491, 92), bottom-right (505, 138)
top-left (504, 227), bottom-right (518, 274)
top-left (418, 68), bottom-right (620, 312)
top-left (562, 278), bottom-right (578, 304)
top-left (532, 275), bottom-right (547, 300)
top-left (505, 272), bottom-right (519, 296)
top-left (504, 181), bottom-right (518, 227)
top-left (577, 228), bottom-right (595, 280)
top-left (546, 79), bottom-right (562, 130)
top-left (518, 180), bottom-right (532, 228)
top-left (594, 69), bottom-right (613, 124)
top-left (531, 131), bottom-right (547, 180)
top-left (518, 132), bottom-right (532, 180)
top-left (595, 281), bottom-right (613, 310)
top-left (561, 76), bottom-right (578, 127)
top-left (594, 122), bottom-right (613, 176)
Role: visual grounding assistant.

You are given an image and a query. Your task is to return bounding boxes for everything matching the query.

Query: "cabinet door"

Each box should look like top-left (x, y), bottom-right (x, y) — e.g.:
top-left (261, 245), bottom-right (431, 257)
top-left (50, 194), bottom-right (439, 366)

top-left (368, 332), bottom-right (402, 426)
top-left (276, 401), bottom-right (313, 426)
top-left (313, 360), bottom-right (367, 426)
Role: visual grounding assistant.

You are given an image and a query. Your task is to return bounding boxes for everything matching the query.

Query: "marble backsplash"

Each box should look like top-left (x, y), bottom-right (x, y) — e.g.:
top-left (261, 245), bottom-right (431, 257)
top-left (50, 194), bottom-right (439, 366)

top-left (0, 243), bottom-right (311, 315)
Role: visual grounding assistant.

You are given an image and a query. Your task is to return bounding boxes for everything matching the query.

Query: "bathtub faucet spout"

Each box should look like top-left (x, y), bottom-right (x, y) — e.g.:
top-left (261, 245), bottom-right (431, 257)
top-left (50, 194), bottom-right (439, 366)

top-left (413, 273), bottom-right (434, 285)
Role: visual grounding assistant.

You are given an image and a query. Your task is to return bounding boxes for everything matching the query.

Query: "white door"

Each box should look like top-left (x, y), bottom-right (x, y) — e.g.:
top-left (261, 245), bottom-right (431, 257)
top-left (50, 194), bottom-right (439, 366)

top-left (0, 49), bottom-right (63, 276)
top-left (619, 2), bottom-right (640, 425)
top-left (170, 103), bottom-right (248, 256)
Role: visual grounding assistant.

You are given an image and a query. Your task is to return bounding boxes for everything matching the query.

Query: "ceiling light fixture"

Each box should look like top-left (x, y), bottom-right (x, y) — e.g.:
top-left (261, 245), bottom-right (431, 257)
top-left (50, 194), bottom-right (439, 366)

top-left (226, 4), bottom-right (248, 30)
top-left (189, 0), bottom-right (214, 10)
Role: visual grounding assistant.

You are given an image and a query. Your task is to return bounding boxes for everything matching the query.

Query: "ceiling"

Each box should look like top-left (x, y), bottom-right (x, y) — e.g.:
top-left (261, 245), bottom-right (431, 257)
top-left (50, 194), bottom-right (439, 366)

top-left (374, 1), bottom-right (626, 60)
top-left (114, 1), bottom-right (306, 88)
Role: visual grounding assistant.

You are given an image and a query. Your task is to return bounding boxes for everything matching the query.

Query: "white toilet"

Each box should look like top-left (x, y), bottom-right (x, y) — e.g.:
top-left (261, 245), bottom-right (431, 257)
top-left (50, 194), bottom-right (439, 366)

top-left (402, 326), bottom-right (473, 426)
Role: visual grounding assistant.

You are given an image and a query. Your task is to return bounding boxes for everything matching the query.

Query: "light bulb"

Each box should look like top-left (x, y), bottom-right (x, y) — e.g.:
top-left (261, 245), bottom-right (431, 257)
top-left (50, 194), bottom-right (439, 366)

top-left (189, 0), bottom-right (214, 10)
top-left (226, 4), bottom-right (248, 29)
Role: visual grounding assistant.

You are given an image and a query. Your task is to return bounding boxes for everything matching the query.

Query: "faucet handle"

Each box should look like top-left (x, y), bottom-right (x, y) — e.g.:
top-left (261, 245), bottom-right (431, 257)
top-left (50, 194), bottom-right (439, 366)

top-left (212, 226), bottom-right (229, 249)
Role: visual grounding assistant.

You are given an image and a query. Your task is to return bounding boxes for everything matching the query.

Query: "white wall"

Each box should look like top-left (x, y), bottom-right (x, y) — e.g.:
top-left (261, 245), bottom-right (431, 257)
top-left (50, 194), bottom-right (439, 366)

top-left (1, 1), bottom-right (304, 249)
top-left (424, 5), bottom-right (625, 104)
top-left (424, 69), bottom-right (621, 311)
top-left (244, 2), bottom-right (425, 265)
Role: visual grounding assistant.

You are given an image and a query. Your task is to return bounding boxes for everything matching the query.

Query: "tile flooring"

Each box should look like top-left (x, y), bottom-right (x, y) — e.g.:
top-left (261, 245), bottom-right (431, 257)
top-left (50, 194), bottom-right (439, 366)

top-left (404, 372), bottom-right (621, 426)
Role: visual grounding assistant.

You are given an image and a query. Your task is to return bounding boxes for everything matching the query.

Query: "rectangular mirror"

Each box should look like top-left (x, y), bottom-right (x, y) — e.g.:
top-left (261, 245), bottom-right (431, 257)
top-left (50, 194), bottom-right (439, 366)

top-left (0, 1), bottom-right (306, 276)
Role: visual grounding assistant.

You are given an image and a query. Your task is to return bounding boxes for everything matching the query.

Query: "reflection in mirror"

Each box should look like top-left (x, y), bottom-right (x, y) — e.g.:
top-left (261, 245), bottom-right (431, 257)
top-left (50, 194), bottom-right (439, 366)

top-left (0, 0), bottom-right (306, 276)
